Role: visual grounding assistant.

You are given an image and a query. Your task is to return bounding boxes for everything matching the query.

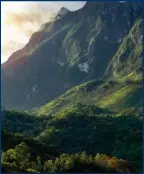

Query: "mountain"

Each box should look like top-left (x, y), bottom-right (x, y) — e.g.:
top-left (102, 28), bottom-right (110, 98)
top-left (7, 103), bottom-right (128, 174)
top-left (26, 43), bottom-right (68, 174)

top-left (28, 18), bottom-right (142, 116)
top-left (2, 1), bottom-right (142, 110)
top-left (105, 18), bottom-right (142, 79)
top-left (1, 1), bottom-right (143, 172)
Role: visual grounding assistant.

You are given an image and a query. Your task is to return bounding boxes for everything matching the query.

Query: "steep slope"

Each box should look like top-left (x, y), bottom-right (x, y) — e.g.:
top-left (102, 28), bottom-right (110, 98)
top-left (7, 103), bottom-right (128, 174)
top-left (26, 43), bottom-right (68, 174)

top-left (29, 17), bottom-right (142, 116)
top-left (2, 16), bottom-right (143, 168)
top-left (2, 1), bottom-right (142, 109)
top-left (105, 18), bottom-right (142, 80)
top-left (2, 2), bottom-right (143, 172)
top-left (30, 79), bottom-right (142, 116)
top-left (97, 18), bottom-right (143, 109)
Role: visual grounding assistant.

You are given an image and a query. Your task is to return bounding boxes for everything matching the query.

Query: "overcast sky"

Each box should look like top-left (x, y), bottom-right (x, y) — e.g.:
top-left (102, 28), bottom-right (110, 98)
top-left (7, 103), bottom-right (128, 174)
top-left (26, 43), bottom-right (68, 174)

top-left (1, 1), bottom-right (86, 63)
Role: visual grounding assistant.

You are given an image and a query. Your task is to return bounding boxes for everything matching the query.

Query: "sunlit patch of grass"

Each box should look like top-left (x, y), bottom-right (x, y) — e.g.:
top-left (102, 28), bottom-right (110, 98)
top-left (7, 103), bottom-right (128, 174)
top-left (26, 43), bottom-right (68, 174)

top-left (97, 85), bottom-right (142, 110)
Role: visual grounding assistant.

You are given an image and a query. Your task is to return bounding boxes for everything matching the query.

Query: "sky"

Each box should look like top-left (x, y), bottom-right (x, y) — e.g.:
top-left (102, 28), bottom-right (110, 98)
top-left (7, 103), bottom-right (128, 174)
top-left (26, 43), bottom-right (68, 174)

top-left (1, 1), bottom-right (86, 63)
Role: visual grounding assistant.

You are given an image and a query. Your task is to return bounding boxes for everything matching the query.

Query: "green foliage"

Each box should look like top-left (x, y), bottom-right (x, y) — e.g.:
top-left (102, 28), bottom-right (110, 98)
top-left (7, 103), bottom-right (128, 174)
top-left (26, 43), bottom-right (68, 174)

top-left (63, 21), bottom-right (83, 66)
top-left (2, 142), bottom-right (31, 171)
top-left (2, 129), bottom-right (58, 157)
top-left (2, 109), bottom-right (52, 136)
top-left (97, 84), bottom-right (142, 109)
top-left (1, 3), bottom-right (143, 173)
top-left (105, 18), bottom-right (142, 79)
top-left (29, 77), bottom-right (142, 117)
top-left (2, 142), bottom-right (133, 173)
top-left (2, 106), bottom-right (142, 172)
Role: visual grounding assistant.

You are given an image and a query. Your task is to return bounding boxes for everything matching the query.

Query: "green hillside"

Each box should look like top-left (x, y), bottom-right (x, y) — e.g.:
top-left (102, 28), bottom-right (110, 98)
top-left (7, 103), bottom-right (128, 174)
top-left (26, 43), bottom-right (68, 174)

top-left (28, 18), bottom-right (142, 116)
top-left (2, 1), bottom-right (143, 173)
top-left (2, 106), bottom-right (142, 172)
top-left (105, 18), bottom-right (142, 79)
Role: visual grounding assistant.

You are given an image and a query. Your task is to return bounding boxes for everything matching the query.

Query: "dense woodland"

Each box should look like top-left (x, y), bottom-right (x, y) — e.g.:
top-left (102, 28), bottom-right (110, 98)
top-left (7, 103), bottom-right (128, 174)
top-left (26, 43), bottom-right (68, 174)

top-left (2, 106), bottom-right (142, 172)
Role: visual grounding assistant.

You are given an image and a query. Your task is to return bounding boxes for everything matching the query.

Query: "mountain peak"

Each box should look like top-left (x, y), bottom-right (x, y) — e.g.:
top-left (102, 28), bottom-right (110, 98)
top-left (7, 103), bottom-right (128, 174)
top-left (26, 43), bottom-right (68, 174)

top-left (2, 2), bottom-right (142, 110)
top-left (56, 7), bottom-right (70, 18)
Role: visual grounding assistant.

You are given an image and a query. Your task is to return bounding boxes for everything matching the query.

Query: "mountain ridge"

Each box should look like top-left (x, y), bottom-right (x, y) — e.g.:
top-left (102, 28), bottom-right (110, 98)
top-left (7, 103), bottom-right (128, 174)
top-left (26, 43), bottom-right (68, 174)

top-left (2, 1), bottom-right (142, 110)
top-left (1, 2), bottom-right (143, 172)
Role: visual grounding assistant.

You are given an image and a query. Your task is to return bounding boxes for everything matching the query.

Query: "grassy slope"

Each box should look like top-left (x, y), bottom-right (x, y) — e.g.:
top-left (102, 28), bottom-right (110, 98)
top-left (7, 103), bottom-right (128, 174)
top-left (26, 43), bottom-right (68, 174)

top-left (29, 77), bottom-right (142, 116)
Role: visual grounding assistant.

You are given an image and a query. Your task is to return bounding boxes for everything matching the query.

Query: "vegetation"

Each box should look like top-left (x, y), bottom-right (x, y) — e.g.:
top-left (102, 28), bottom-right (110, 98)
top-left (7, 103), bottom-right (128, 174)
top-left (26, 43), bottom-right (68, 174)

top-left (1, 2), bottom-right (142, 173)
top-left (2, 2), bottom-right (142, 109)
top-left (2, 106), bottom-right (142, 172)
top-left (2, 140), bottom-right (135, 173)
top-left (105, 18), bottom-right (142, 79)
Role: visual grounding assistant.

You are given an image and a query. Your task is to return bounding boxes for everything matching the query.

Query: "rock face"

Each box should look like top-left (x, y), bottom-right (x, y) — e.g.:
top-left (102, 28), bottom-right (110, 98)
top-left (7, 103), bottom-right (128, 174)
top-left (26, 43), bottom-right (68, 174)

top-left (1, 1), bottom-right (142, 110)
top-left (105, 18), bottom-right (142, 78)
top-left (56, 7), bottom-right (70, 19)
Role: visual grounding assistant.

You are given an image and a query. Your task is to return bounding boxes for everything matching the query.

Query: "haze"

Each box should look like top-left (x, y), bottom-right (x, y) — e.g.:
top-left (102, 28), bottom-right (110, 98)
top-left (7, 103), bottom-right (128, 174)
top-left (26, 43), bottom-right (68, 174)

top-left (1, 1), bottom-right (86, 63)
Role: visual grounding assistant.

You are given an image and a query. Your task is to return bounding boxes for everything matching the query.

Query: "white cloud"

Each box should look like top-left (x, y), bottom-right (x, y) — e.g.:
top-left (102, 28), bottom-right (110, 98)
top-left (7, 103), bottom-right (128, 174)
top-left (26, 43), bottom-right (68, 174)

top-left (1, 1), bottom-right (86, 63)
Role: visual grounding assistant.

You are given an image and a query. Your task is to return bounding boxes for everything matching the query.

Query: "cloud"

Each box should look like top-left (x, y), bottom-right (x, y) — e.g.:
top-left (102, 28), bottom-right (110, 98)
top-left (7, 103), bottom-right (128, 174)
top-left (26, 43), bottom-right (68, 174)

top-left (5, 12), bottom-right (47, 37)
top-left (1, 2), bottom-right (86, 63)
